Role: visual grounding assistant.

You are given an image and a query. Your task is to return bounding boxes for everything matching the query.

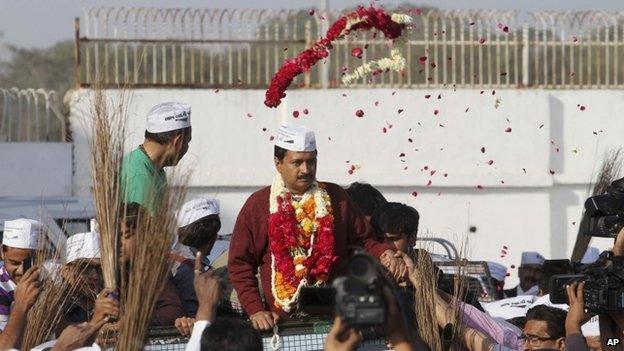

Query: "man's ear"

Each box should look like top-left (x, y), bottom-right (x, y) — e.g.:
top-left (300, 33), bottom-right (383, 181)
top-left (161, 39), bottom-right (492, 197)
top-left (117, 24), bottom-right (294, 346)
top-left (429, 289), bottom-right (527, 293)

top-left (274, 156), bottom-right (281, 168)
top-left (171, 133), bottom-right (184, 149)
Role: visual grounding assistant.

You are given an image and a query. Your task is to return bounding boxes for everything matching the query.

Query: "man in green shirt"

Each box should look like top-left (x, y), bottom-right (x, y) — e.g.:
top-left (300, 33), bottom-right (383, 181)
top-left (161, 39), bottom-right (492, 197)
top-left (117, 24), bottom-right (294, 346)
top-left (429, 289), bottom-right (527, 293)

top-left (120, 102), bottom-right (192, 214)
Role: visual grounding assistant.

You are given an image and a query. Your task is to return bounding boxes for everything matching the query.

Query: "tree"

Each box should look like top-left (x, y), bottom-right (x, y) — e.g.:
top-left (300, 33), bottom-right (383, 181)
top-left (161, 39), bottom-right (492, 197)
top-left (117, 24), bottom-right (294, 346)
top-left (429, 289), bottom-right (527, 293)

top-left (0, 40), bottom-right (74, 98)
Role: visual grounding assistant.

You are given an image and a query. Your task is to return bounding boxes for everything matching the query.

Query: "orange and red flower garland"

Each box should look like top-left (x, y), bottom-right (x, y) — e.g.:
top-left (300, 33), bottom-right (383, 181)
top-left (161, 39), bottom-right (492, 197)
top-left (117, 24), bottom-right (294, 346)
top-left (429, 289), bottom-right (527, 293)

top-left (268, 174), bottom-right (338, 312)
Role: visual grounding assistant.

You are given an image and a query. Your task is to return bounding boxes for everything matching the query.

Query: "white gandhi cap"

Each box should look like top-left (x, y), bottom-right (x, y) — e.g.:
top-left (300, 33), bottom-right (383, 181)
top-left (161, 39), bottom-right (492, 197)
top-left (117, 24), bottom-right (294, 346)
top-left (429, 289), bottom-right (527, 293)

top-left (2, 218), bottom-right (42, 250)
top-left (486, 261), bottom-right (507, 282)
top-left (146, 102), bottom-right (191, 133)
top-left (275, 125), bottom-right (316, 152)
top-left (177, 198), bottom-right (220, 228)
top-left (521, 251), bottom-right (545, 266)
top-left (66, 231), bottom-right (101, 264)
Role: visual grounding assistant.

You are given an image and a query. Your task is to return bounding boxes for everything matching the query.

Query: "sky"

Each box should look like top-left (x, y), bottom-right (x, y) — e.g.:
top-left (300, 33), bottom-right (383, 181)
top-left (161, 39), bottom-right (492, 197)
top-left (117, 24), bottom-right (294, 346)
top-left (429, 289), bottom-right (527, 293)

top-left (1, 0), bottom-right (624, 52)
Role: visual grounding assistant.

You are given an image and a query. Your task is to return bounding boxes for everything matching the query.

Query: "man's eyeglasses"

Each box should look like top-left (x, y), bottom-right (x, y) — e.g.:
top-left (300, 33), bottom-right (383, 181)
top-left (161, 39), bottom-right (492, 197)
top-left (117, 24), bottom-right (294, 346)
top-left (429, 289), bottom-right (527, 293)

top-left (518, 333), bottom-right (559, 347)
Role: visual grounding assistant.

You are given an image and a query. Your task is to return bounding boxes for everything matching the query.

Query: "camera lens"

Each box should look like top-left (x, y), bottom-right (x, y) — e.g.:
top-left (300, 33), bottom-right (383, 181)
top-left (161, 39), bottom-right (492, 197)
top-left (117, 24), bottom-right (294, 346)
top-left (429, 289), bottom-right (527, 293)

top-left (348, 255), bottom-right (375, 284)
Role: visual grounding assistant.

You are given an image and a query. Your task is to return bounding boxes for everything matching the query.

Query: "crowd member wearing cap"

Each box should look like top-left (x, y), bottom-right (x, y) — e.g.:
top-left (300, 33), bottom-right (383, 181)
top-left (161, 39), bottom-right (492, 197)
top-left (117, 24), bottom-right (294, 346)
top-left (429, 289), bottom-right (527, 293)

top-left (120, 102), bottom-right (192, 215)
top-left (228, 125), bottom-right (406, 331)
top-left (0, 219), bottom-right (43, 349)
top-left (487, 262), bottom-right (508, 300)
top-left (345, 182), bottom-right (388, 223)
top-left (504, 251), bottom-right (545, 298)
top-left (118, 203), bottom-right (186, 328)
top-left (171, 198), bottom-right (221, 335)
top-left (58, 231), bottom-right (104, 329)
top-left (371, 202), bottom-right (419, 255)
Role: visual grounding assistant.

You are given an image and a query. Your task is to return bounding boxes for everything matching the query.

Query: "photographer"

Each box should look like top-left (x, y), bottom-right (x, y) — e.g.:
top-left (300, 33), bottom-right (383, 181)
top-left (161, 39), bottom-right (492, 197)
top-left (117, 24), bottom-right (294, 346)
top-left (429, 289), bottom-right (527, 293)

top-left (323, 285), bottom-right (415, 351)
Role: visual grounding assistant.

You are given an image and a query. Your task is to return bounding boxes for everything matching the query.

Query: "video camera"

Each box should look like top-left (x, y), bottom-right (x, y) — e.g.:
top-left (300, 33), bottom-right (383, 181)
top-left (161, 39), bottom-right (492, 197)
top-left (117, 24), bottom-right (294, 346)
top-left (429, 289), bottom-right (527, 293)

top-left (581, 177), bottom-right (624, 238)
top-left (297, 252), bottom-right (391, 328)
top-left (550, 252), bottom-right (624, 313)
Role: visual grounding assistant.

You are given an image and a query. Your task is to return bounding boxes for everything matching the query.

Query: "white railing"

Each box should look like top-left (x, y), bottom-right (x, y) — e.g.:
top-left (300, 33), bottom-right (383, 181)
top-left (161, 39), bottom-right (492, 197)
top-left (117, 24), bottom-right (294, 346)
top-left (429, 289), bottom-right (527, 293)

top-left (75, 7), bottom-right (624, 89)
top-left (0, 88), bottom-right (66, 142)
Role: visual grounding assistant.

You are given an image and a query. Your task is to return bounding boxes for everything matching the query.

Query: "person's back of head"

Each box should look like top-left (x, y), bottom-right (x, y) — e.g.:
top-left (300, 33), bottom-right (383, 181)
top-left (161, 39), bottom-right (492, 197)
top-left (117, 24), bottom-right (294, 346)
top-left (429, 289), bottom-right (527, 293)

top-left (200, 318), bottom-right (262, 351)
top-left (345, 182), bottom-right (387, 218)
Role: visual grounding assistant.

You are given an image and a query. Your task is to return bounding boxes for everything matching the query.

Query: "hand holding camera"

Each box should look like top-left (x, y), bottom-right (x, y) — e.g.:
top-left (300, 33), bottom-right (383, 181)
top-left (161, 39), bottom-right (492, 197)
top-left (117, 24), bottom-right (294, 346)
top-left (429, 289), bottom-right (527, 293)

top-left (565, 281), bottom-right (588, 336)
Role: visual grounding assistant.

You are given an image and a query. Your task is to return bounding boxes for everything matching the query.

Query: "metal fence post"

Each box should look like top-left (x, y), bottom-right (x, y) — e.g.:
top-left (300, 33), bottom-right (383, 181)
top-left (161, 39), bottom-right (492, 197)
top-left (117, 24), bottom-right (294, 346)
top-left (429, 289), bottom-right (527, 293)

top-left (522, 21), bottom-right (529, 87)
top-left (75, 18), bottom-right (81, 88)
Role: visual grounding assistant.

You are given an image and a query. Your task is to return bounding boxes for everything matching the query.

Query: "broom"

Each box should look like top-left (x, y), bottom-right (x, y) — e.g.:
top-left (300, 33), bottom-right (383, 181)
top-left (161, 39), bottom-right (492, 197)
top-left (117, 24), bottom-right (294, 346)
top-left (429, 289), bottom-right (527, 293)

top-left (115, 172), bottom-right (189, 351)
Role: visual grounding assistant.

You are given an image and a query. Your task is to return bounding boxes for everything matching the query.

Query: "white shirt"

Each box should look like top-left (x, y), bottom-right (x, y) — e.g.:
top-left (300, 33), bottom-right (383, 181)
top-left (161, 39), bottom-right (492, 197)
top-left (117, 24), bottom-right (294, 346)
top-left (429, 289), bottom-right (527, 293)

top-left (185, 320), bottom-right (210, 351)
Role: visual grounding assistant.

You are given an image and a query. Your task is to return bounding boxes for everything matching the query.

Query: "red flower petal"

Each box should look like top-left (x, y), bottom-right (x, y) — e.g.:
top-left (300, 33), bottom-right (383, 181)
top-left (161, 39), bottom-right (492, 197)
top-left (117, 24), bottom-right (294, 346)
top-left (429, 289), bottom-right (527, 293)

top-left (246, 113), bottom-right (253, 118)
top-left (355, 109), bottom-right (364, 118)
top-left (262, 127), bottom-right (267, 132)
top-left (434, 110), bottom-right (439, 116)
top-left (408, 138), bottom-right (413, 143)
top-left (487, 160), bottom-right (494, 165)
top-left (505, 127), bottom-right (512, 133)
top-left (293, 110), bottom-right (300, 118)
top-left (477, 185), bottom-right (484, 189)
top-left (479, 37), bottom-right (486, 44)
top-left (399, 153), bottom-right (405, 157)
top-left (465, 107), bottom-right (470, 113)
top-left (419, 56), bottom-right (427, 64)
top-left (480, 147), bottom-right (486, 153)
top-left (411, 191), bottom-right (418, 197)
top-left (397, 109), bottom-right (404, 114)
top-left (303, 108), bottom-right (309, 115)
top-left (269, 136), bottom-right (275, 141)
top-left (374, 101), bottom-right (379, 106)
top-left (549, 170), bottom-right (555, 175)
top-left (382, 127), bottom-right (387, 133)
top-left (308, 9), bottom-right (315, 16)
top-left (426, 180), bottom-right (432, 186)
top-left (580, 105), bottom-right (586, 111)
top-left (430, 170), bottom-right (436, 176)
top-left (444, 173), bottom-right (448, 177)
top-left (351, 47), bottom-right (363, 59)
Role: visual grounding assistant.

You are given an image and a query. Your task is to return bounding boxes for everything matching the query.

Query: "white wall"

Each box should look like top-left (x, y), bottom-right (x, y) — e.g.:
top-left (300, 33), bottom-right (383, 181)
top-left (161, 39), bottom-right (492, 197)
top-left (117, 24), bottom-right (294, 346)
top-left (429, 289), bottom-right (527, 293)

top-left (68, 88), bottom-right (624, 288)
top-left (0, 143), bottom-right (72, 197)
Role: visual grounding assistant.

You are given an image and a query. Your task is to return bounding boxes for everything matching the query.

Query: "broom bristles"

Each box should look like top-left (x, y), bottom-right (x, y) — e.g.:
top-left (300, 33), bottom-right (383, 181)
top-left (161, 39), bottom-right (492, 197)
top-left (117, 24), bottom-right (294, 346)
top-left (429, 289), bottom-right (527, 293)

top-left (87, 77), bottom-right (129, 290)
top-left (115, 172), bottom-right (189, 351)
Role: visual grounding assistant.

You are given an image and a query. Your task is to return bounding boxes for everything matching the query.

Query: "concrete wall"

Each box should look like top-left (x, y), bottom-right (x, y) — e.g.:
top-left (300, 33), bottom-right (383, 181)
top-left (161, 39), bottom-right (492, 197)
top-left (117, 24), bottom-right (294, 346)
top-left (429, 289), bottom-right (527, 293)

top-left (0, 143), bottom-right (73, 196)
top-left (68, 88), bottom-right (624, 288)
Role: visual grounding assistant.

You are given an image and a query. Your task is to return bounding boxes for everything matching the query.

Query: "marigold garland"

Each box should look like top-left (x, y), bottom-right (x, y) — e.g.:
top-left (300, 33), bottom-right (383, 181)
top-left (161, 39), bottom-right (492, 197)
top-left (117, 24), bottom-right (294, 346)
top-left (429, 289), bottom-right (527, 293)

top-left (268, 174), bottom-right (338, 312)
top-left (264, 5), bottom-right (410, 108)
top-left (342, 13), bottom-right (413, 85)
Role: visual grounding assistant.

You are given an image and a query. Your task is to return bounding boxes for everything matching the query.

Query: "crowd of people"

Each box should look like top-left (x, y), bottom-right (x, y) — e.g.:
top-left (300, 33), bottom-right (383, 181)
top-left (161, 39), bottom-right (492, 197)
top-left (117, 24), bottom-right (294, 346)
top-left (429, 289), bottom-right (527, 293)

top-left (0, 102), bottom-right (620, 351)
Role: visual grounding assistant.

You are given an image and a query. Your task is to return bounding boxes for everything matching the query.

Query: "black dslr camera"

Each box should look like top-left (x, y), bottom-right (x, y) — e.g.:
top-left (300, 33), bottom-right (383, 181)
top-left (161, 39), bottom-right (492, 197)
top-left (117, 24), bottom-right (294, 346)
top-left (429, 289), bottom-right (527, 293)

top-left (581, 177), bottom-right (624, 238)
top-left (550, 253), bottom-right (624, 313)
top-left (298, 253), bottom-right (388, 328)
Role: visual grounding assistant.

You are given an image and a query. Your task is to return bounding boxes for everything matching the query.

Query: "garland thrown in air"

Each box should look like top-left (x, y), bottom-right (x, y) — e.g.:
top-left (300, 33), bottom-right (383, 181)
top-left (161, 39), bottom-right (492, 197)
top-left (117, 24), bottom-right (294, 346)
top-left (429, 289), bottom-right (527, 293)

top-left (264, 6), bottom-right (412, 108)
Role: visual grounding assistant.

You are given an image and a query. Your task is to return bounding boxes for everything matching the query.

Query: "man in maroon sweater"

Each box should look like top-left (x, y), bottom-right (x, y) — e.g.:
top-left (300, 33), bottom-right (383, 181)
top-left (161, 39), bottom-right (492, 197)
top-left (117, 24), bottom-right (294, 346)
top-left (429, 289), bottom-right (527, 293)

top-left (228, 125), bottom-right (406, 331)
